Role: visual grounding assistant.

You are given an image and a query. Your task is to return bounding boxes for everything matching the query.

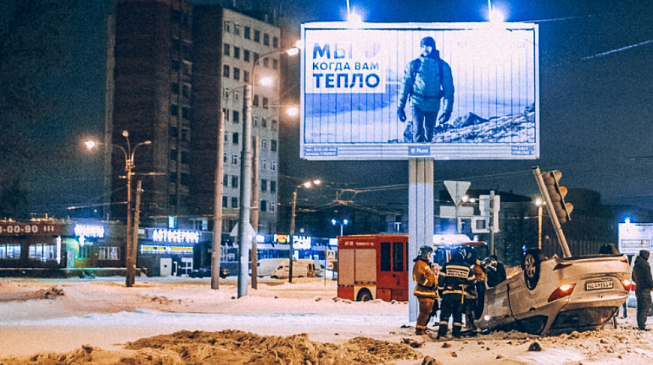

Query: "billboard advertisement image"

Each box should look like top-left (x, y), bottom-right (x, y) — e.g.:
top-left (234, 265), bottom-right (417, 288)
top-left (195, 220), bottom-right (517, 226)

top-left (300, 22), bottom-right (539, 160)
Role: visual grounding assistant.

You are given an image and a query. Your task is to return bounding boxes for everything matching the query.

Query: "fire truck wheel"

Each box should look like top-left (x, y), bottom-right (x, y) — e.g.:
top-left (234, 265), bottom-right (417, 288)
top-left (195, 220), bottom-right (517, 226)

top-left (357, 289), bottom-right (373, 302)
top-left (522, 249), bottom-right (545, 290)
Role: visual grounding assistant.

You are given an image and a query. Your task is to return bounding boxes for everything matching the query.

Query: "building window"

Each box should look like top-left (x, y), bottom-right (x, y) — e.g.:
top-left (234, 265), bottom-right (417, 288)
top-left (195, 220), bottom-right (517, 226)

top-left (270, 181), bottom-right (276, 192)
top-left (222, 196), bottom-right (228, 208)
top-left (0, 244), bottom-right (21, 259)
top-left (223, 174), bottom-right (229, 186)
top-left (170, 104), bottom-right (178, 116)
top-left (98, 247), bottom-right (120, 260)
top-left (231, 176), bottom-right (238, 188)
top-left (253, 117), bottom-right (258, 127)
top-left (244, 26), bottom-right (250, 39)
top-left (273, 36), bottom-right (278, 48)
top-left (254, 30), bottom-right (260, 42)
top-left (182, 61), bottom-right (192, 76)
top-left (232, 110), bottom-right (239, 123)
top-left (223, 153), bottom-right (228, 163)
top-left (234, 24), bottom-right (240, 35)
top-left (232, 154), bottom-right (239, 165)
top-left (170, 149), bottom-right (178, 161)
top-left (261, 139), bottom-right (268, 150)
top-left (262, 97), bottom-right (269, 109)
top-left (233, 67), bottom-right (240, 80)
top-left (244, 50), bottom-right (250, 62)
top-left (270, 160), bottom-right (276, 171)
top-left (223, 65), bottom-right (230, 77)
top-left (253, 95), bottom-right (259, 107)
top-left (170, 173), bottom-right (177, 183)
top-left (231, 197), bottom-right (239, 208)
top-left (271, 139), bottom-right (277, 151)
top-left (224, 132), bottom-right (229, 143)
top-left (224, 21), bottom-right (231, 32)
top-left (271, 119), bottom-right (278, 131)
top-left (262, 159), bottom-right (267, 170)
top-left (261, 118), bottom-right (267, 128)
top-left (223, 43), bottom-right (230, 56)
top-left (171, 82), bottom-right (179, 94)
top-left (269, 201), bottom-right (276, 212)
top-left (181, 151), bottom-right (190, 164)
top-left (243, 70), bottom-right (250, 83)
top-left (28, 243), bottom-right (56, 262)
top-left (181, 173), bottom-right (190, 186)
top-left (232, 132), bottom-right (239, 144)
top-left (260, 200), bottom-right (267, 212)
top-left (182, 84), bottom-right (190, 98)
top-left (261, 179), bottom-right (268, 191)
top-left (233, 46), bottom-right (240, 59)
top-left (264, 33), bottom-right (270, 46)
top-left (263, 57), bottom-right (269, 68)
top-left (253, 53), bottom-right (259, 63)
top-left (182, 107), bottom-right (190, 119)
top-left (170, 126), bottom-right (178, 138)
top-left (273, 59), bottom-right (278, 70)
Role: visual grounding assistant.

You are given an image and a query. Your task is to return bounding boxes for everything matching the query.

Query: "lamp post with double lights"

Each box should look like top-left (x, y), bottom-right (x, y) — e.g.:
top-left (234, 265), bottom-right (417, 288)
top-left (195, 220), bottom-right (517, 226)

top-left (235, 44), bottom-right (300, 297)
top-left (85, 130), bottom-right (151, 287)
top-left (331, 218), bottom-right (349, 236)
top-left (289, 179), bottom-right (321, 283)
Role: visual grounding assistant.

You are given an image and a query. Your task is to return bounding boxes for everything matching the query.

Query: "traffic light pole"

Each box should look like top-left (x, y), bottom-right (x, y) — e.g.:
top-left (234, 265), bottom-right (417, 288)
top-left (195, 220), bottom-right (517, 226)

top-left (532, 166), bottom-right (572, 258)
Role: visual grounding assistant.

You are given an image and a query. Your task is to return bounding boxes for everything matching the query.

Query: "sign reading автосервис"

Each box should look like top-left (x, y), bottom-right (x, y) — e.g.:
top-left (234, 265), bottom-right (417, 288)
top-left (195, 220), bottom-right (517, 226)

top-left (300, 22), bottom-right (539, 160)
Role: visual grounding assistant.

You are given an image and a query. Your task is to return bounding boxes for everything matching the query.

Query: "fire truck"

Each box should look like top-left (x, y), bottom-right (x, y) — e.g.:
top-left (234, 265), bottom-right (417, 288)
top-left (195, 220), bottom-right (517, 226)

top-left (337, 234), bottom-right (488, 302)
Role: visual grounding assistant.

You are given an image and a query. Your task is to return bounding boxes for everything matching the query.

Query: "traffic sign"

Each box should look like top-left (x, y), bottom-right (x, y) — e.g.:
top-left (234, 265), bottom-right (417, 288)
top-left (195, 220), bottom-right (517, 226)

top-left (444, 181), bottom-right (471, 206)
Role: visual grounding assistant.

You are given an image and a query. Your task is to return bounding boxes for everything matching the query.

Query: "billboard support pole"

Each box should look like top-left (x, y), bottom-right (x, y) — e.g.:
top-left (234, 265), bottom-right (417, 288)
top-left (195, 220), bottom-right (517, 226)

top-left (408, 159), bottom-right (434, 323)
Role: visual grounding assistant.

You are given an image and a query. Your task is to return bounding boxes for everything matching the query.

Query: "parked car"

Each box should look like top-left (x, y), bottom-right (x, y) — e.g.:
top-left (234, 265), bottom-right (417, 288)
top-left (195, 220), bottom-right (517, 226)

top-left (475, 247), bottom-right (631, 336)
top-left (189, 267), bottom-right (229, 279)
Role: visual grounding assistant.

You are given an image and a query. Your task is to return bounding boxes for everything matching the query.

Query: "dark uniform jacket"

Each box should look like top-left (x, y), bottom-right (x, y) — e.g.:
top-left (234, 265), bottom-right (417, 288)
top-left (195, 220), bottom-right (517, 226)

top-left (437, 260), bottom-right (475, 296)
top-left (412, 258), bottom-right (438, 298)
top-left (633, 254), bottom-right (653, 293)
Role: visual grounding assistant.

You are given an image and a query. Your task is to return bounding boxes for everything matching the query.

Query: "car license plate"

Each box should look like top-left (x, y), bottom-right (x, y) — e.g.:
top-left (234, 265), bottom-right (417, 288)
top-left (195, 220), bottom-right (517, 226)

top-left (586, 280), bottom-right (613, 291)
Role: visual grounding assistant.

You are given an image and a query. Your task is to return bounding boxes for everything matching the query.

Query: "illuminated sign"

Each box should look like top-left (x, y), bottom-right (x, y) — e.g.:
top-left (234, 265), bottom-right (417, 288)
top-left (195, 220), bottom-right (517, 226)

top-left (618, 223), bottom-right (653, 254)
top-left (141, 245), bottom-right (193, 255)
top-left (74, 225), bottom-right (105, 238)
top-left (301, 22), bottom-right (539, 160)
top-left (275, 234), bottom-right (289, 243)
top-left (150, 229), bottom-right (200, 244)
top-left (0, 223), bottom-right (60, 236)
top-left (293, 235), bottom-right (312, 250)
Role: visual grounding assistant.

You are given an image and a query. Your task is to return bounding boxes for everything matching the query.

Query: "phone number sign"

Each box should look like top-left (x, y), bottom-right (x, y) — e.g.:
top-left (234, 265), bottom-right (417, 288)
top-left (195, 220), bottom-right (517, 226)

top-left (0, 223), bottom-right (61, 235)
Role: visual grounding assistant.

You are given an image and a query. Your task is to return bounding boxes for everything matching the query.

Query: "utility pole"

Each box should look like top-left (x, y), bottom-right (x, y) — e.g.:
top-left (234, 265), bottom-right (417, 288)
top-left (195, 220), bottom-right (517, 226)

top-left (251, 137), bottom-right (259, 289)
top-left (211, 111), bottom-right (225, 289)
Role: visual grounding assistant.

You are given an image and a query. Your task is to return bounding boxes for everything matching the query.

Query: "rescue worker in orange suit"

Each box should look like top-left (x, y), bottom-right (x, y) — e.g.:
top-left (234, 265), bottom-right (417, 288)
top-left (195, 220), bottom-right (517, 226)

top-left (437, 248), bottom-right (475, 339)
top-left (466, 257), bottom-right (487, 330)
top-left (412, 245), bottom-right (438, 335)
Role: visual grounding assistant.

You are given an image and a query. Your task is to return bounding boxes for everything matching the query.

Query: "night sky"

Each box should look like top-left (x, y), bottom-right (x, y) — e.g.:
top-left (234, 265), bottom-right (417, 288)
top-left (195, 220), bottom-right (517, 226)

top-left (2, 0), bottom-right (653, 217)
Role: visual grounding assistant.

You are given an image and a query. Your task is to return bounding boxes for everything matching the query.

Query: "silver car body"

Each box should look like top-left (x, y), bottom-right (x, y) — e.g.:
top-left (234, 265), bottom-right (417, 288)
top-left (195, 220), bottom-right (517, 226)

top-left (476, 253), bottom-right (630, 335)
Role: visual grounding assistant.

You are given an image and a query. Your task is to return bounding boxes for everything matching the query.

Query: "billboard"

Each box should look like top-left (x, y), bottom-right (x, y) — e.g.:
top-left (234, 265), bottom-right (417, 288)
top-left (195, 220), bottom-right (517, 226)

top-left (300, 22), bottom-right (539, 160)
top-left (618, 222), bottom-right (653, 255)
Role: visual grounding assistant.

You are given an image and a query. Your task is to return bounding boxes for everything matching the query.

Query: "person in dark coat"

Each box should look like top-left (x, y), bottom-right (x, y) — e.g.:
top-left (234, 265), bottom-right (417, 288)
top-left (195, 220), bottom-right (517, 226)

top-left (632, 250), bottom-right (653, 330)
top-left (485, 255), bottom-right (507, 287)
top-left (437, 248), bottom-right (475, 339)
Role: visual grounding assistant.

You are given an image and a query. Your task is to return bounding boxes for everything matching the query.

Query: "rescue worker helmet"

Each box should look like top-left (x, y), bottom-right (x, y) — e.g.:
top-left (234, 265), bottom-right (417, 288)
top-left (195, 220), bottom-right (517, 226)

top-left (418, 245), bottom-right (433, 259)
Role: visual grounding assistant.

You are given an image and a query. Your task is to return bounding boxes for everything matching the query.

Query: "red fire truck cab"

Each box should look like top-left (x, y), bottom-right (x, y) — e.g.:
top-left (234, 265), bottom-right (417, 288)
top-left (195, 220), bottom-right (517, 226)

top-left (337, 234), bottom-right (488, 302)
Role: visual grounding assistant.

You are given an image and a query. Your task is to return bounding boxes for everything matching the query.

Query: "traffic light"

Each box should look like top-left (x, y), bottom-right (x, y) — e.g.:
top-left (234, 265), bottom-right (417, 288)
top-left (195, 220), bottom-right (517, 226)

top-left (542, 170), bottom-right (574, 223)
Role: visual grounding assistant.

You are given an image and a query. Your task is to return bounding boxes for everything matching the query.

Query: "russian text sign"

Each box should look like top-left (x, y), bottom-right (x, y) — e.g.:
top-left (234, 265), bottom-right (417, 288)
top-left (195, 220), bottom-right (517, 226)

top-left (300, 22), bottom-right (539, 160)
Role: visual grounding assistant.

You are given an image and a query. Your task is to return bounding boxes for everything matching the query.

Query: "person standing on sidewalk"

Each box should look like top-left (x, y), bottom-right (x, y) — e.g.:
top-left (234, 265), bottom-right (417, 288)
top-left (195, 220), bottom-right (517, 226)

top-left (632, 249), bottom-right (653, 330)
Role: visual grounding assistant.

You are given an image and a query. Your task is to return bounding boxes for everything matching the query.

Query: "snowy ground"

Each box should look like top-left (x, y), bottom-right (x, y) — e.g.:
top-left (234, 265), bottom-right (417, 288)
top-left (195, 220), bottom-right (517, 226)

top-left (1, 276), bottom-right (653, 364)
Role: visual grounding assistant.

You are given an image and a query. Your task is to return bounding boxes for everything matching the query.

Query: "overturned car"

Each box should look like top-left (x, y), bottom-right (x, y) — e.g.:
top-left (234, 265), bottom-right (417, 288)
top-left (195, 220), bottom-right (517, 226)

top-left (475, 247), bottom-right (631, 336)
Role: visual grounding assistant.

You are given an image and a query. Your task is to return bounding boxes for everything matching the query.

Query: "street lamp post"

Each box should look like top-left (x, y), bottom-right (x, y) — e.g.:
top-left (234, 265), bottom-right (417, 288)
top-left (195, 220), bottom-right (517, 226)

top-left (85, 130), bottom-right (151, 287)
top-left (288, 179), bottom-right (321, 283)
top-left (331, 218), bottom-right (349, 236)
top-left (236, 45), bottom-right (300, 297)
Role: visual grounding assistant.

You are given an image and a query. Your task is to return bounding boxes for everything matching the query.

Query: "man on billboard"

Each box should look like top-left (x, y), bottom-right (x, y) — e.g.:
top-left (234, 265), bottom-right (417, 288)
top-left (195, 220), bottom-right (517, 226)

top-left (397, 36), bottom-right (455, 143)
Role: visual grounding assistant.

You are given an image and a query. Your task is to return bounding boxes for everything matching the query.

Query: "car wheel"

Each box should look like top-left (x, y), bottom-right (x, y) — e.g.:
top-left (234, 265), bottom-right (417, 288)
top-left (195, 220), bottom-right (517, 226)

top-left (523, 249), bottom-right (545, 290)
top-left (357, 289), bottom-right (373, 302)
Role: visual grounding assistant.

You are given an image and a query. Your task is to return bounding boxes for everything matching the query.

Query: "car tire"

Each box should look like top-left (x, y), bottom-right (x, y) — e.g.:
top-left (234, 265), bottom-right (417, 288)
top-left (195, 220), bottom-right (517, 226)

top-left (523, 249), bottom-right (545, 290)
top-left (357, 289), bottom-right (373, 302)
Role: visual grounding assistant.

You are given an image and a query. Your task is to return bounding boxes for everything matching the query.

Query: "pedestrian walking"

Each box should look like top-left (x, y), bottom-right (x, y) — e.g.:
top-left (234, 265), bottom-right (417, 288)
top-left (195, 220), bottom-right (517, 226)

top-left (632, 249), bottom-right (653, 330)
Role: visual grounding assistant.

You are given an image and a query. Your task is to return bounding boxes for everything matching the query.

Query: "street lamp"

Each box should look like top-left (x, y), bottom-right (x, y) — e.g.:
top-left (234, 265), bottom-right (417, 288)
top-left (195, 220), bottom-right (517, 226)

top-left (535, 198), bottom-right (543, 250)
top-left (86, 130), bottom-right (151, 287)
top-left (236, 45), bottom-right (300, 297)
top-left (289, 179), bottom-right (321, 283)
top-left (331, 218), bottom-right (349, 236)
